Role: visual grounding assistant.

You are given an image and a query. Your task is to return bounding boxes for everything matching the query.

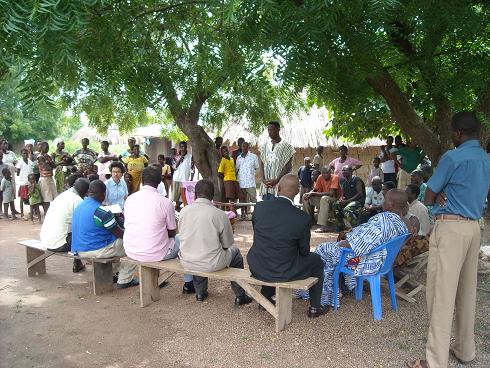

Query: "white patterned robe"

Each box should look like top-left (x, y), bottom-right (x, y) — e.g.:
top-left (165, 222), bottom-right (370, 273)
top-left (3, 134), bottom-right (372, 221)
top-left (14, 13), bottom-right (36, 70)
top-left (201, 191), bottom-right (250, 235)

top-left (297, 211), bottom-right (409, 307)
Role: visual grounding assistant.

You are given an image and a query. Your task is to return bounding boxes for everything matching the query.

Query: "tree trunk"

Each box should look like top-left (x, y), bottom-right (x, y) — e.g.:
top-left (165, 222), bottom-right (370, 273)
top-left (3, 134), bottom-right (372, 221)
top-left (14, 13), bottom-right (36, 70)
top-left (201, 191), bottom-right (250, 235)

top-left (366, 69), bottom-right (449, 163)
top-left (174, 115), bottom-right (223, 200)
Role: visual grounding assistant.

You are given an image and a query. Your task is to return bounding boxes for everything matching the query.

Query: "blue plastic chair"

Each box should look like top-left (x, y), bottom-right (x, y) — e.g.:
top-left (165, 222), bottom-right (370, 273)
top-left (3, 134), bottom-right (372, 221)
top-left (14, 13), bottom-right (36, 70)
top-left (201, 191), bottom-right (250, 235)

top-left (332, 233), bottom-right (412, 320)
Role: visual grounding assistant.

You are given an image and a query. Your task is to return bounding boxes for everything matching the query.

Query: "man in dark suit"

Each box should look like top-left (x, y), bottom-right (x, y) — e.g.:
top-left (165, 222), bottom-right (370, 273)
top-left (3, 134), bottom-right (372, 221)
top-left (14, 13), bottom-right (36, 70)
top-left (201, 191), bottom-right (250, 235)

top-left (247, 174), bottom-right (327, 318)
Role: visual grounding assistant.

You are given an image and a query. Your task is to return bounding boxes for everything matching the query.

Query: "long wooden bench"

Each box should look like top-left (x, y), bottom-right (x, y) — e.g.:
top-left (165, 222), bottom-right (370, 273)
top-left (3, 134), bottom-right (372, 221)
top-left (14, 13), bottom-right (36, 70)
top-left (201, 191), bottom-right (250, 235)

top-left (121, 257), bottom-right (318, 332)
top-left (18, 239), bottom-right (119, 295)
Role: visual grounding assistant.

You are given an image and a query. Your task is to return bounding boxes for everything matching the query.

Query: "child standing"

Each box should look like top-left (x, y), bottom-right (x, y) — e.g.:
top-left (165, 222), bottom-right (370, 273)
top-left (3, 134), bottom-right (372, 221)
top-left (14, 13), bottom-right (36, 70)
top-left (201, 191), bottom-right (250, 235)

top-left (367, 157), bottom-right (384, 187)
top-left (16, 148), bottom-right (34, 219)
top-left (1, 167), bottom-right (17, 220)
top-left (27, 173), bottom-right (42, 222)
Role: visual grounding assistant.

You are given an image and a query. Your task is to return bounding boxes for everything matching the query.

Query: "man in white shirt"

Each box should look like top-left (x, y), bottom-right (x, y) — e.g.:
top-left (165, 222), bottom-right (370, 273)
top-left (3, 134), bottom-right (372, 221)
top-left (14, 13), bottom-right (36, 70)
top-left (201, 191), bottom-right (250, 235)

top-left (361, 176), bottom-right (384, 222)
top-left (379, 136), bottom-right (397, 183)
top-left (236, 142), bottom-right (259, 220)
top-left (406, 184), bottom-right (431, 236)
top-left (40, 175), bottom-right (90, 272)
top-left (171, 141), bottom-right (193, 210)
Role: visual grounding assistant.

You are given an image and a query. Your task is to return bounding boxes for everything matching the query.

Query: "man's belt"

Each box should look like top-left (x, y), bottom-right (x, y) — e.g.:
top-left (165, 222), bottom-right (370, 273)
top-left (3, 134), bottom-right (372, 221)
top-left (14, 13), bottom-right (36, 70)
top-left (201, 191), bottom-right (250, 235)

top-left (434, 214), bottom-right (476, 221)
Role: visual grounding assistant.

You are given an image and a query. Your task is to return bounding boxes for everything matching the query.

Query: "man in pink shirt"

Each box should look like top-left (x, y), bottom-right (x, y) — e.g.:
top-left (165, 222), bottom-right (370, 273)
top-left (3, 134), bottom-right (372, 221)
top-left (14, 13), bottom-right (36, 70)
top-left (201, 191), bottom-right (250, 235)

top-left (329, 145), bottom-right (363, 176)
top-left (123, 165), bottom-right (194, 293)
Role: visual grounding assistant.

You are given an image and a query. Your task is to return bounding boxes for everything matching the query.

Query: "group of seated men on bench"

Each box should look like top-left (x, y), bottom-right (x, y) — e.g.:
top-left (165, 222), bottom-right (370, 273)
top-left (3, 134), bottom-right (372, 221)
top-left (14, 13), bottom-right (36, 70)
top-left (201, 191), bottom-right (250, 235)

top-left (39, 163), bottom-right (417, 318)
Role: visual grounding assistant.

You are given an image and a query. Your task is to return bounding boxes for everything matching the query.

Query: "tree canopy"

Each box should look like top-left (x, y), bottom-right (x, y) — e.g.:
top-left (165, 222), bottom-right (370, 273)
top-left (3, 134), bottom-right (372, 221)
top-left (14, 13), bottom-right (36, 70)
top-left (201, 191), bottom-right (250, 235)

top-left (0, 72), bottom-right (77, 143)
top-left (250, 0), bottom-right (490, 161)
top-left (1, 0), bottom-right (489, 165)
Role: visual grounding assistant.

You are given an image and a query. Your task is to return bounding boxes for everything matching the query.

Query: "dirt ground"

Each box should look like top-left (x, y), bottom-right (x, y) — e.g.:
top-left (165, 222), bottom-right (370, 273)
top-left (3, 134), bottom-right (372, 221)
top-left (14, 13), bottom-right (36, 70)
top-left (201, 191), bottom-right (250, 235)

top-left (1, 218), bottom-right (489, 368)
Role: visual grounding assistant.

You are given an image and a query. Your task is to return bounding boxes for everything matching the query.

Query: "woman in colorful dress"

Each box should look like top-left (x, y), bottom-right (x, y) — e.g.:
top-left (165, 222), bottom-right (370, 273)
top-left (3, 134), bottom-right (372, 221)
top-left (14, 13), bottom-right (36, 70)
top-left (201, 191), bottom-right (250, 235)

top-left (122, 145), bottom-right (148, 193)
top-left (51, 139), bottom-right (71, 193)
top-left (72, 138), bottom-right (98, 174)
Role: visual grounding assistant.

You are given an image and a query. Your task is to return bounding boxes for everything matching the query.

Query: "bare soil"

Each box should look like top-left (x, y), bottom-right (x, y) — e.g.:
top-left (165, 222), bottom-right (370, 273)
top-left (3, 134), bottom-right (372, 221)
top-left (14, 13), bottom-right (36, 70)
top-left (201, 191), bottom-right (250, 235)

top-left (1, 218), bottom-right (489, 368)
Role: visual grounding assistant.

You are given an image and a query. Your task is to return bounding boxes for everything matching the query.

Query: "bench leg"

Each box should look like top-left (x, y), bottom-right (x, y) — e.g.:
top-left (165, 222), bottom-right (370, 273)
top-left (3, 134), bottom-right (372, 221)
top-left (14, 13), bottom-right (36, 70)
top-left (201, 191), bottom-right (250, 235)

top-left (92, 262), bottom-right (114, 295)
top-left (275, 287), bottom-right (292, 332)
top-left (139, 265), bottom-right (160, 307)
top-left (26, 247), bottom-right (47, 277)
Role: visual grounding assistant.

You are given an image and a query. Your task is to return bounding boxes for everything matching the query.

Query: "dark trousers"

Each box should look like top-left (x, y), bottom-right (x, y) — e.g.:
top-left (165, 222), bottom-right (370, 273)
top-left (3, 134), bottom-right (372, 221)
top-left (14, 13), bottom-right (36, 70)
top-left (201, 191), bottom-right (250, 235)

top-left (48, 233), bottom-right (83, 269)
top-left (383, 173), bottom-right (397, 185)
top-left (193, 247), bottom-right (246, 297)
top-left (260, 253), bottom-right (324, 308)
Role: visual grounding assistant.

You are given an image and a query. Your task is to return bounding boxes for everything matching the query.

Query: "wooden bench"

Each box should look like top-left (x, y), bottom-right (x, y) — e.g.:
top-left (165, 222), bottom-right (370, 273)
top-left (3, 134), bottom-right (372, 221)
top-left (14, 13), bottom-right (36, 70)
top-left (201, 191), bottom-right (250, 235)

top-left (121, 257), bottom-right (318, 332)
top-left (18, 239), bottom-right (119, 295)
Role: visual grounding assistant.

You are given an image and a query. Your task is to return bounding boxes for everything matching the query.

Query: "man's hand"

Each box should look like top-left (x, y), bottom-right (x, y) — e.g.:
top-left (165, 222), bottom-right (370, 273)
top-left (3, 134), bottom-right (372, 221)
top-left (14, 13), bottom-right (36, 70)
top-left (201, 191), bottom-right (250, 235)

top-left (267, 178), bottom-right (278, 187)
top-left (436, 192), bottom-right (447, 207)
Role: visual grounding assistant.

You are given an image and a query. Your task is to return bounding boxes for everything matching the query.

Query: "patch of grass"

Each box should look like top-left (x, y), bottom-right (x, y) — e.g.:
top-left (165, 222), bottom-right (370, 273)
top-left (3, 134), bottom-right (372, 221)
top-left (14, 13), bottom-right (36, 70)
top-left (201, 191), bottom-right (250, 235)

top-left (259, 352), bottom-right (271, 359)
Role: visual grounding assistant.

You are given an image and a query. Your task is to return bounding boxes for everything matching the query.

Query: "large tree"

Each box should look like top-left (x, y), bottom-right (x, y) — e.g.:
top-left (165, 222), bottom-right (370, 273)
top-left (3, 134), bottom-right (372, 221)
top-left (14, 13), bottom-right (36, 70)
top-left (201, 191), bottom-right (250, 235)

top-left (250, 0), bottom-right (490, 161)
top-left (0, 0), bottom-right (300, 185)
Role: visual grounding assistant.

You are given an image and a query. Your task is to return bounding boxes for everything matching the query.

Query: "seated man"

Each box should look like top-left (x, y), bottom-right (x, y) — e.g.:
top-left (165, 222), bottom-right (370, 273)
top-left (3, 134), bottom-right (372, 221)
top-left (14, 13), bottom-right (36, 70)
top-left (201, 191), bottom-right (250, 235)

top-left (248, 174), bottom-right (327, 318)
top-left (406, 184), bottom-right (431, 236)
top-left (298, 189), bottom-right (412, 308)
top-left (71, 180), bottom-right (138, 289)
top-left (40, 174), bottom-right (89, 272)
top-left (302, 167), bottom-right (340, 233)
top-left (332, 165), bottom-right (366, 230)
top-left (360, 176), bottom-right (384, 222)
top-left (178, 179), bottom-right (252, 305)
top-left (123, 166), bottom-right (194, 292)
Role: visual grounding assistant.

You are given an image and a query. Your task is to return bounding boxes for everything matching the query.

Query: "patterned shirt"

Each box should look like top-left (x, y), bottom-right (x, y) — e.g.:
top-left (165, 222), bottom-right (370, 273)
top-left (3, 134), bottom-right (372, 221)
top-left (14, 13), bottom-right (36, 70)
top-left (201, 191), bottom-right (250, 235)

top-left (236, 152), bottom-right (259, 188)
top-left (365, 187), bottom-right (384, 206)
top-left (37, 153), bottom-right (55, 177)
top-left (259, 140), bottom-right (295, 196)
top-left (73, 148), bottom-right (98, 172)
top-left (94, 206), bottom-right (117, 231)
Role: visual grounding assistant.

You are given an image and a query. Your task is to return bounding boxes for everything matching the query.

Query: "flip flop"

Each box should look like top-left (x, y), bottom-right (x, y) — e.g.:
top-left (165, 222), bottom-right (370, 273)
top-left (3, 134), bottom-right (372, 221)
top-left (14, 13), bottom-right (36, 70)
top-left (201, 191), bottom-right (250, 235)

top-left (406, 359), bottom-right (428, 368)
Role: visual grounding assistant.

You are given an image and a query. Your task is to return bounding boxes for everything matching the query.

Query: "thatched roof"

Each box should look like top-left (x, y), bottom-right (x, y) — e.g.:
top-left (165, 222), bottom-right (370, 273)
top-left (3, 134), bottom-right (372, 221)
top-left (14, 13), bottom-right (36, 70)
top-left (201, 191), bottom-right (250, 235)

top-left (220, 106), bottom-right (384, 149)
top-left (70, 125), bottom-right (147, 145)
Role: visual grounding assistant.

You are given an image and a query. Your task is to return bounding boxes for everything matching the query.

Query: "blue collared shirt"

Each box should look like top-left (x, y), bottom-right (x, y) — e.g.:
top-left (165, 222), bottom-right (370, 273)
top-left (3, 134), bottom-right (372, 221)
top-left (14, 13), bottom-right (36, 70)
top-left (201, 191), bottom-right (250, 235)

top-left (427, 140), bottom-right (490, 220)
top-left (105, 177), bottom-right (128, 209)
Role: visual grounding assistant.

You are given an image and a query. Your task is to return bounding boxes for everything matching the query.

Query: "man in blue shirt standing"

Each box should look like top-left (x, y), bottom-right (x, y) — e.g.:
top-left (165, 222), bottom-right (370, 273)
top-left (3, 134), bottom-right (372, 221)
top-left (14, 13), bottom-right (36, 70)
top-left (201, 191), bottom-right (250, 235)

top-left (408, 112), bottom-right (490, 368)
top-left (72, 180), bottom-right (138, 289)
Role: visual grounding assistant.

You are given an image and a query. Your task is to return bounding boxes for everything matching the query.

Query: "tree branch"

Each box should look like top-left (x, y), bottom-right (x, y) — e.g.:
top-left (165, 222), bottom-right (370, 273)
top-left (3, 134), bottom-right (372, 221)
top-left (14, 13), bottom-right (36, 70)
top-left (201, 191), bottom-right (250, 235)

top-left (134, 1), bottom-right (208, 20)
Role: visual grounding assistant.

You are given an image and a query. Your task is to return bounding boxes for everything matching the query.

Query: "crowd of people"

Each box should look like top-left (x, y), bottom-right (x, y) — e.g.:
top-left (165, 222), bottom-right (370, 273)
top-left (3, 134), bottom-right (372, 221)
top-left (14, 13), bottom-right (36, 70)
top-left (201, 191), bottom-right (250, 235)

top-left (1, 111), bottom-right (489, 368)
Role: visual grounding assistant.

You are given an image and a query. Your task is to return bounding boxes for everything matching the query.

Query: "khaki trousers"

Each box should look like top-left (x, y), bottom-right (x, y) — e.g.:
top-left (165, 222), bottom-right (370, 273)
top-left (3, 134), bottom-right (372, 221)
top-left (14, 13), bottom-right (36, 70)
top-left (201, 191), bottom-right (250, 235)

top-left (302, 195), bottom-right (335, 226)
top-left (425, 220), bottom-right (481, 368)
top-left (78, 238), bottom-right (136, 284)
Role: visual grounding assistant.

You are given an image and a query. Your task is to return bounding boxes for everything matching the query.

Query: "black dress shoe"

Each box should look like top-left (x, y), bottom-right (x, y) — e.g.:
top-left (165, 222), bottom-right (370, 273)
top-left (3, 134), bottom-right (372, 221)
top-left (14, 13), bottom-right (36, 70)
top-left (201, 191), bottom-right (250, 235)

top-left (72, 259), bottom-right (85, 273)
top-left (235, 295), bottom-right (253, 306)
top-left (307, 305), bottom-right (329, 318)
top-left (182, 282), bottom-right (195, 294)
top-left (117, 279), bottom-right (140, 289)
top-left (196, 291), bottom-right (208, 302)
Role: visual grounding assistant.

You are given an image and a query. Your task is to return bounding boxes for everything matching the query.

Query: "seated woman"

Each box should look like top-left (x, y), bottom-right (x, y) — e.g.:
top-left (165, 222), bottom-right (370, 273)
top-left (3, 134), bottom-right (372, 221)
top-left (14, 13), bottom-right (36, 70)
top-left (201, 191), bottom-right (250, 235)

top-left (298, 189), bottom-right (414, 308)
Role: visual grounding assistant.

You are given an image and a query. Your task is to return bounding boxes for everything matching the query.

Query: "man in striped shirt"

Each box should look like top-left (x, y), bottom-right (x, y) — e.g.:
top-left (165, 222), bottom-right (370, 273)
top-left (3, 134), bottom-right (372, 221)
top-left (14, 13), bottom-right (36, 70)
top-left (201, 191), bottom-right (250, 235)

top-left (259, 121), bottom-right (295, 200)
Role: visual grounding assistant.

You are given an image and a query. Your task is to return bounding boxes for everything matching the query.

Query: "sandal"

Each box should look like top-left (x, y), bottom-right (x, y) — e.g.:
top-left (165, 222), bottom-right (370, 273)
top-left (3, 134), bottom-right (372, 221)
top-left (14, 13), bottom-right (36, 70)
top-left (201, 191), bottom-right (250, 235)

top-left (406, 359), bottom-right (428, 368)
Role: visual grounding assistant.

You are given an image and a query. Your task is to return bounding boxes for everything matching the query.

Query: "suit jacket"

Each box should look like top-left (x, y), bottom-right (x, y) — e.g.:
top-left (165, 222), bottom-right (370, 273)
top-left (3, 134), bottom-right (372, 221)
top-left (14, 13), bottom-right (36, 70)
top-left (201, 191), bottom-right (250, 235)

top-left (247, 197), bottom-right (312, 281)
